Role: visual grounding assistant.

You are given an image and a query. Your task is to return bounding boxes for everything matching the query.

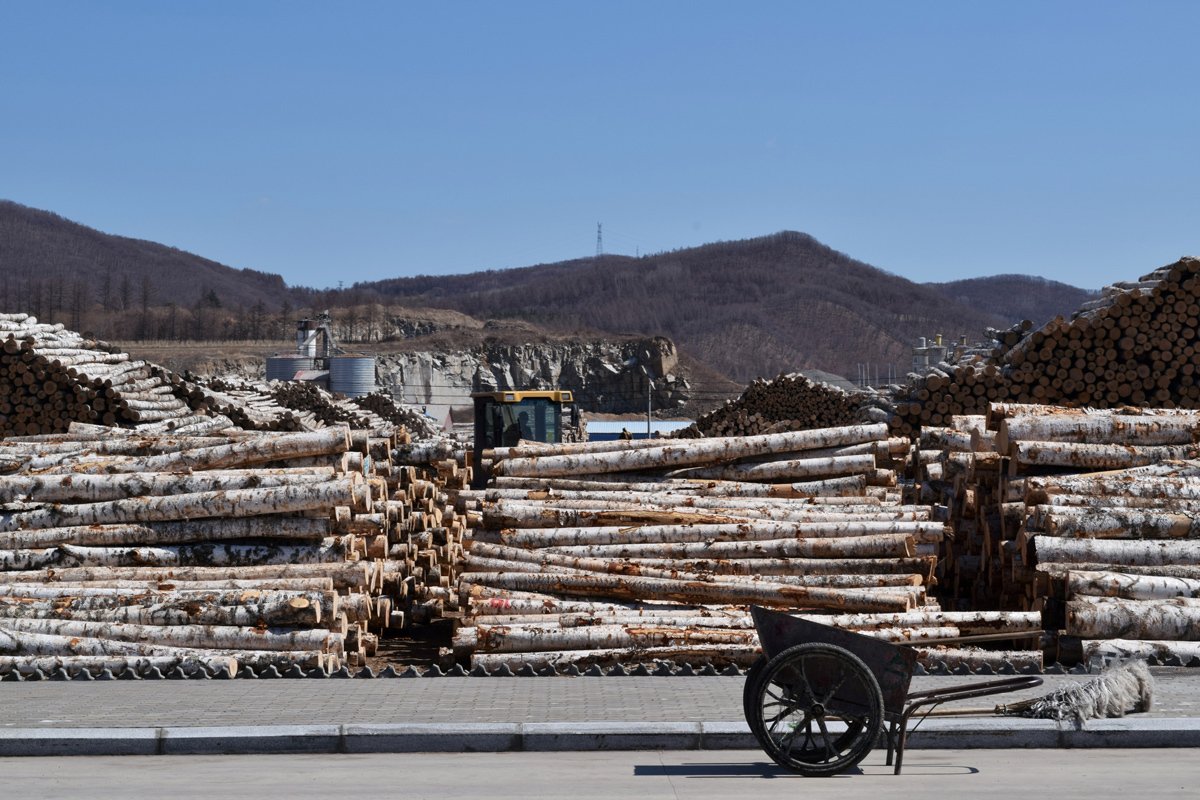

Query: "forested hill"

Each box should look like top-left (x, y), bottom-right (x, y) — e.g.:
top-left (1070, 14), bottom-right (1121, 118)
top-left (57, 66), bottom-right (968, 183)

top-left (0, 200), bottom-right (1093, 382)
top-left (925, 275), bottom-right (1096, 327)
top-left (0, 200), bottom-right (288, 314)
top-left (361, 233), bottom-right (1072, 382)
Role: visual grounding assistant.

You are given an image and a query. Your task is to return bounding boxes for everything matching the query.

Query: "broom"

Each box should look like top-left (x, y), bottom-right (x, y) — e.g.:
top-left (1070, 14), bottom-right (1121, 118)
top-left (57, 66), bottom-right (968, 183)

top-left (995, 659), bottom-right (1154, 723)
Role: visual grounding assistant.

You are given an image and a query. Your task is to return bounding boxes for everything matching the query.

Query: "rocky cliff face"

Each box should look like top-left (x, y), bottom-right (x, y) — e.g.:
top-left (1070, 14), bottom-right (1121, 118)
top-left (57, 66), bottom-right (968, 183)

top-left (376, 336), bottom-right (691, 414)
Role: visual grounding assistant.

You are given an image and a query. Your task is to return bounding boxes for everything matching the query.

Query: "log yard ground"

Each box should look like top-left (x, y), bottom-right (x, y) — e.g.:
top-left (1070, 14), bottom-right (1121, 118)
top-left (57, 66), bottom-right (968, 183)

top-left (6, 259), bottom-right (1200, 784)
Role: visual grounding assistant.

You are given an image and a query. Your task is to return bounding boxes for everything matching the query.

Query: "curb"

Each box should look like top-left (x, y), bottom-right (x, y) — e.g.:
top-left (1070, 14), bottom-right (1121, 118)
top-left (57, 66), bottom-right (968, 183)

top-left (1, 718), bottom-right (1198, 757)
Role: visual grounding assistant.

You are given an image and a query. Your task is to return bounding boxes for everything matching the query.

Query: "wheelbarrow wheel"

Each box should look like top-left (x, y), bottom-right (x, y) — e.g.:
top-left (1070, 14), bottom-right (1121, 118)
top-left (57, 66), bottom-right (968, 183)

top-left (744, 653), bottom-right (867, 763)
top-left (742, 655), bottom-right (768, 726)
top-left (749, 642), bottom-right (883, 777)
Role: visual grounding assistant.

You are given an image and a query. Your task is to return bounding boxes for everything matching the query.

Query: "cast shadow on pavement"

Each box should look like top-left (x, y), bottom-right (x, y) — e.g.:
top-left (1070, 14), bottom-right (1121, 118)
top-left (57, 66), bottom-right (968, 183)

top-left (633, 761), bottom-right (980, 779)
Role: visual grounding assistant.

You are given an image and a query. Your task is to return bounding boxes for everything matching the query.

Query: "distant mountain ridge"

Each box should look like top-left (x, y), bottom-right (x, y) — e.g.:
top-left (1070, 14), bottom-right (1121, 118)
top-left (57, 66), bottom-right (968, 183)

top-left (925, 275), bottom-right (1096, 328)
top-left (0, 200), bottom-right (287, 311)
top-left (0, 200), bottom-right (1094, 382)
top-left (360, 232), bottom-right (1088, 382)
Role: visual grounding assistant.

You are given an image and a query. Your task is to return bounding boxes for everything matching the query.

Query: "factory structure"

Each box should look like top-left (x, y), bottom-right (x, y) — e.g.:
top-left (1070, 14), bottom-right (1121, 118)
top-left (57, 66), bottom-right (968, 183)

top-left (264, 312), bottom-right (378, 398)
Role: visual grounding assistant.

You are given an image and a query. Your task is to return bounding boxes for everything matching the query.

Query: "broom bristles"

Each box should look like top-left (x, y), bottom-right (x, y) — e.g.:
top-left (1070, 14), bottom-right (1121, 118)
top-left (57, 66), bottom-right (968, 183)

top-left (995, 660), bottom-right (1154, 723)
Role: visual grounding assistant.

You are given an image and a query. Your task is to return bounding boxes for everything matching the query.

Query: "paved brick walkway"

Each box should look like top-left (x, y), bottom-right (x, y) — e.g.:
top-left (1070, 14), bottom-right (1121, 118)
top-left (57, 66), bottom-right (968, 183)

top-left (2, 670), bottom-right (1196, 729)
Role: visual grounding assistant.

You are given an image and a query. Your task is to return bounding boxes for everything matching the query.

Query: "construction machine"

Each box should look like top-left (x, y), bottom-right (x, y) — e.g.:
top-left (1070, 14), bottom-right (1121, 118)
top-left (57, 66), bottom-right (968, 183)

top-left (470, 390), bottom-right (579, 488)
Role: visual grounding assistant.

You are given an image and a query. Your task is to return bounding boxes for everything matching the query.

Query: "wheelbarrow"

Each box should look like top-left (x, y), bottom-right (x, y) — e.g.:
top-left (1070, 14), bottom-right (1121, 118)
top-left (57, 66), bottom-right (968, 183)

top-left (743, 606), bottom-right (1044, 776)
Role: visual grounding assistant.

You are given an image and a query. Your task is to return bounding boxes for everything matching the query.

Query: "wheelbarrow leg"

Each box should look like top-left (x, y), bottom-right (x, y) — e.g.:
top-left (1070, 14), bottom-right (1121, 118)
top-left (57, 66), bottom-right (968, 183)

top-left (894, 718), bottom-right (908, 775)
top-left (884, 720), bottom-right (896, 767)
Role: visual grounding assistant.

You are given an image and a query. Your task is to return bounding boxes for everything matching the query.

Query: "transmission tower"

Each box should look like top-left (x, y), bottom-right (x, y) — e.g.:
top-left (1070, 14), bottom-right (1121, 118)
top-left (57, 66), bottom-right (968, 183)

top-left (595, 223), bottom-right (603, 258)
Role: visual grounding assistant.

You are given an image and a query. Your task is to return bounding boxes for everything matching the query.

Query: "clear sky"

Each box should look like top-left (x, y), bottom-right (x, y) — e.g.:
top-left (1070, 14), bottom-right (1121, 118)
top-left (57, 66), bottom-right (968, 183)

top-left (3, 1), bottom-right (1198, 290)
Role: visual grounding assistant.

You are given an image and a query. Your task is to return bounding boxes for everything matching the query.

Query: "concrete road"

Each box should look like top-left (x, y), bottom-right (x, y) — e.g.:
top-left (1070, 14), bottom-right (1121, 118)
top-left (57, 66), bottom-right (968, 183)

top-left (4, 749), bottom-right (1196, 799)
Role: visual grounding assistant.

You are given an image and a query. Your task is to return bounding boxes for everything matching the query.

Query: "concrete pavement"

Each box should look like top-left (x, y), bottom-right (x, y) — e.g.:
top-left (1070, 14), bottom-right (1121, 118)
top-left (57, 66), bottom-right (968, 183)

top-left (2, 670), bottom-right (1199, 756)
top-left (4, 750), bottom-right (1200, 799)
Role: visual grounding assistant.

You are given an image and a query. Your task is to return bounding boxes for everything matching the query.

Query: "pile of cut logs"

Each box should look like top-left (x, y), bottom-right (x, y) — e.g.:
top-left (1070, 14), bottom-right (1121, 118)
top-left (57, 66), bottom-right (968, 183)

top-left (918, 402), bottom-right (1200, 665)
top-left (679, 372), bottom-right (867, 438)
top-left (887, 257), bottom-right (1200, 435)
top-left (0, 311), bottom-right (440, 439)
top-left (0, 313), bottom-right (199, 436)
top-left (0, 422), bottom-right (462, 676)
top-left (444, 423), bottom-right (1043, 671)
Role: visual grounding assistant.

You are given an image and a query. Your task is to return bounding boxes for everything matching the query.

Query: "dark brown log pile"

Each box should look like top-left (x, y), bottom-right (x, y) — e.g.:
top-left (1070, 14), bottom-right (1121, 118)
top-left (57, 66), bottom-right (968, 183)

top-left (443, 425), bottom-right (1042, 671)
top-left (678, 372), bottom-right (870, 438)
top-left (886, 257), bottom-right (1200, 436)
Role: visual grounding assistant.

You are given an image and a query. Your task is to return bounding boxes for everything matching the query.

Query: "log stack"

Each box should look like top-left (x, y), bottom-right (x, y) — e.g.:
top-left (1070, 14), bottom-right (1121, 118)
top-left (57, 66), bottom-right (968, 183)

top-left (679, 372), bottom-right (869, 438)
top-left (887, 257), bottom-right (1200, 436)
top-left (0, 422), bottom-right (461, 677)
top-left (0, 313), bottom-right (201, 436)
top-left (918, 401), bottom-right (1200, 665)
top-left (443, 424), bottom-right (1043, 671)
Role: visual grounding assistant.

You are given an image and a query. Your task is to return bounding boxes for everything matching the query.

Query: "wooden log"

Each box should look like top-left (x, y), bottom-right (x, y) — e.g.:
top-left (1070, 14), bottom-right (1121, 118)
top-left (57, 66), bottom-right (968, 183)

top-left (1067, 597), bottom-right (1200, 639)
top-left (538, 533), bottom-right (918, 560)
top-left (1037, 562), bottom-right (1200, 582)
top-left (1012, 441), bottom-right (1200, 471)
top-left (30, 426), bottom-right (351, 474)
top-left (0, 517), bottom-right (331, 548)
top-left (1032, 506), bottom-right (1200, 539)
top-left (0, 478), bottom-right (360, 531)
top-left (492, 424), bottom-right (889, 478)
top-left (1065, 570), bottom-right (1200, 600)
top-left (0, 627), bottom-right (330, 669)
top-left (0, 617), bottom-right (342, 653)
top-left (470, 643), bottom-right (762, 670)
top-left (912, 647), bottom-right (1042, 670)
top-left (670, 454), bottom-right (877, 482)
top-left (0, 467), bottom-right (338, 504)
top-left (508, 517), bottom-right (937, 546)
top-left (0, 540), bottom-right (351, 570)
top-left (998, 412), bottom-right (1200, 452)
top-left (1032, 537), bottom-right (1200, 567)
top-left (0, 598), bottom-right (329, 628)
top-left (0, 654), bottom-right (238, 675)
top-left (0, 563), bottom-right (373, 590)
top-left (459, 572), bottom-right (913, 612)
top-left (1074, 638), bottom-right (1200, 664)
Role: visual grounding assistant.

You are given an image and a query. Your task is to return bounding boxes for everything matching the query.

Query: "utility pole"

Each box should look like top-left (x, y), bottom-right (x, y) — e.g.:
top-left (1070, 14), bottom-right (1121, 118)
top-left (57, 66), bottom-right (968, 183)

top-left (595, 223), bottom-right (603, 258)
top-left (646, 373), bottom-right (653, 438)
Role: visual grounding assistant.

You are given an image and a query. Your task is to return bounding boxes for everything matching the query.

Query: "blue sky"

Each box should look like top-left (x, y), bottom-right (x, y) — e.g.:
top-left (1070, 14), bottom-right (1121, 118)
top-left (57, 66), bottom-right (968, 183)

top-left (2, 2), bottom-right (1198, 290)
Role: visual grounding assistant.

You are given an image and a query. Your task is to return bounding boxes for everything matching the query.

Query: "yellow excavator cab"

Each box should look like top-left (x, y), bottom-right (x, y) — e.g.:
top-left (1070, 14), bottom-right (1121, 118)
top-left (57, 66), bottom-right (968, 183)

top-left (471, 390), bottom-right (577, 488)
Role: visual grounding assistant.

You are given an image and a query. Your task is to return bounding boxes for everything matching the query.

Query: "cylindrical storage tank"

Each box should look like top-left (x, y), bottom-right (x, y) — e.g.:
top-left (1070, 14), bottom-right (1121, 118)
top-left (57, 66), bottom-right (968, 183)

top-left (266, 356), bottom-right (314, 382)
top-left (296, 321), bottom-right (318, 358)
top-left (329, 355), bottom-right (376, 397)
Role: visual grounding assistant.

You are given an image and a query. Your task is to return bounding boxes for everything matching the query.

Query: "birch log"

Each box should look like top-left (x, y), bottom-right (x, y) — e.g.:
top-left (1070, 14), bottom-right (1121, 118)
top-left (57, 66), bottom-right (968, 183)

top-left (474, 520), bottom-right (944, 549)
top-left (0, 627), bottom-right (331, 669)
top-left (1012, 441), bottom-right (1200, 471)
top-left (1032, 507), bottom-right (1200, 539)
top-left (1067, 597), bottom-right (1200, 639)
top-left (0, 478), bottom-right (361, 531)
top-left (492, 424), bottom-right (888, 478)
top-left (1076, 639), bottom-right (1200, 663)
top-left (538, 533), bottom-right (917, 560)
top-left (0, 654), bottom-right (238, 675)
top-left (1065, 570), bottom-right (1200, 600)
top-left (0, 563), bottom-right (373, 590)
top-left (0, 617), bottom-right (342, 652)
top-left (0, 517), bottom-right (331, 548)
top-left (460, 572), bottom-right (912, 612)
top-left (29, 426), bottom-right (351, 474)
top-left (670, 454), bottom-right (877, 482)
top-left (0, 467), bottom-right (337, 504)
top-left (1033, 537), bottom-right (1200, 567)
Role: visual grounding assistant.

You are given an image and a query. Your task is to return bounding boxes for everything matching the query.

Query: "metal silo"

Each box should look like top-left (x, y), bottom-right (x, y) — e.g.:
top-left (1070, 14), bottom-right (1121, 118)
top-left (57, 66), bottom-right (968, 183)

top-left (329, 355), bottom-right (377, 397)
top-left (265, 356), bottom-right (315, 382)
